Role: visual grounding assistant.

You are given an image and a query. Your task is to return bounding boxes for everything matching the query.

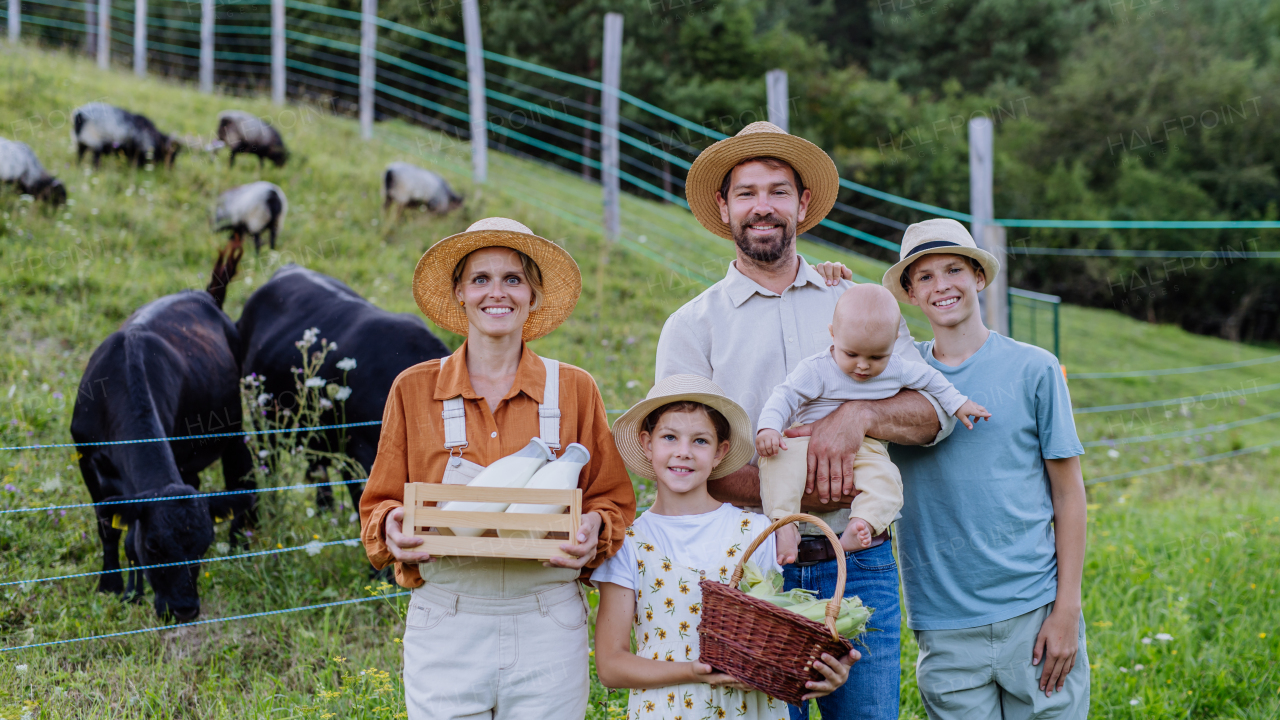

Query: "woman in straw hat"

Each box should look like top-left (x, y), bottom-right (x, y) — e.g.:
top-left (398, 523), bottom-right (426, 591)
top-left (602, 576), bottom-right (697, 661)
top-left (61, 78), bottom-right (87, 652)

top-left (358, 217), bottom-right (636, 720)
top-left (592, 374), bottom-right (858, 720)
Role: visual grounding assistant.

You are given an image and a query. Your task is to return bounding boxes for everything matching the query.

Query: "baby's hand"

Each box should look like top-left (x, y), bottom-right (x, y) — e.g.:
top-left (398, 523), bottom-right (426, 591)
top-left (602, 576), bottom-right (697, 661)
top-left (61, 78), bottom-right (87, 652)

top-left (840, 518), bottom-right (874, 552)
top-left (755, 429), bottom-right (786, 457)
top-left (776, 523), bottom-right (800, 565)
top-left (955, 399), bottom-right (992, 430)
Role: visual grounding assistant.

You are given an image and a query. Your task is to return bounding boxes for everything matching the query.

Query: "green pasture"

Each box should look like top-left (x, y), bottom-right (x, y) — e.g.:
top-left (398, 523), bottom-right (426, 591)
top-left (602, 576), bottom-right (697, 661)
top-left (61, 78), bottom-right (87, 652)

top-left (0, 46), bottom-right (1277, 719)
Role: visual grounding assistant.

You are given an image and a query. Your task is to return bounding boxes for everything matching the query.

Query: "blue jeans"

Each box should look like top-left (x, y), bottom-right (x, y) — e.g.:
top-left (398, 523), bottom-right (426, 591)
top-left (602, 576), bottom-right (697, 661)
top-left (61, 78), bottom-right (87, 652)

top-left (782, 540), bottom-right (901, 720)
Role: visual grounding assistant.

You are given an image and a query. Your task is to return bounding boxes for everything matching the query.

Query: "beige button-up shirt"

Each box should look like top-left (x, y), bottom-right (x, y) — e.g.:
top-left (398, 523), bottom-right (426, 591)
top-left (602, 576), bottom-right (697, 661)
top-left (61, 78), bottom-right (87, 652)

top-left (655, 259), bottom-right (956, 535)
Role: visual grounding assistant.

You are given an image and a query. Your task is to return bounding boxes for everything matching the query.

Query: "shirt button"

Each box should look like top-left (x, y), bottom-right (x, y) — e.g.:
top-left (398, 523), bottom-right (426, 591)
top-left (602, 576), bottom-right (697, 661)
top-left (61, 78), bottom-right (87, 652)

top-left (490, 431), bottom-right (498, 438)
top-left (787, 337), bottom-right (794, 342)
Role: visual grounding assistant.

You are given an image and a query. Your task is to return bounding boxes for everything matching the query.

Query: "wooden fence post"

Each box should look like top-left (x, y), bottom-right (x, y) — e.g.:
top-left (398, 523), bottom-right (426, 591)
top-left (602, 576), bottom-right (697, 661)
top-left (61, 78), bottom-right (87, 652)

top-left (96, 0), bottom-right (109, 68)
top-left (85, 1), bottom-right (95, 56)
top-left (766, 69), bottom-right (787, 132)
top-left (7, 0), bottom-right (19, 43)
top-left (968, 117), bottom-right (1008, 334)
top-left (462, 0), bottom-right (486, 183)
top-left (359, 0), bottom-right (375, 140)
top-left (271, 0), bottom-right (284, 104)
top-left (133, 0), bottom-right (146, 76)
top-left (199, 0), bottom-right (212, 92)
top-left (601, 11), bottom-right (622, 242)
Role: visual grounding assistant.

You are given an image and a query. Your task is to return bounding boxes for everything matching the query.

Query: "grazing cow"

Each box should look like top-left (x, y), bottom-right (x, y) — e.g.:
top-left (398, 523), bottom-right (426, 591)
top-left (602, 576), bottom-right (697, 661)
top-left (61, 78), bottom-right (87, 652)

top-left (0, 137), bottom-right (67, 205)
top-left (214, 181), bottom-right (287, 253)
top-left (71, 247), bottom-right (255, 621)
top-left (72, 102), bottom-right (181, 168)
top-left (237, 264), bottom-right (450, 508)
top-left (214, 110), bottom-right (288, 169)
top-left (382, 162), bottom-right (463, 224)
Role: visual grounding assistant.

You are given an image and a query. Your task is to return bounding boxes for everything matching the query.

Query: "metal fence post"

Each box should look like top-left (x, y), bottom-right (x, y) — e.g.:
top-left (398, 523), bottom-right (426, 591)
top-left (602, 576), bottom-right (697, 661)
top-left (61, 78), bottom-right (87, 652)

top-left (97, 0), bottom-right (109, 68)
top-left (199, 0), bottom-right (212, 92)
top-left (271, 0), bottom-right (284, 105)
top-left (85, 1), bottom-right (96, 56)
top-left (462, 0), bottom-right (486, 183)
top-left (7, 0), bottom-right (19, 43)
top-left (133, 0), bottom-right (146, 76)
top-left (601, 11), bottom-right (622, 242)
top-left (359, 0), bottom-right (375, 140)
top-left (766, 69), bottom-right (788, 132)
top-left (969, 117), bottom-right (1008, 334)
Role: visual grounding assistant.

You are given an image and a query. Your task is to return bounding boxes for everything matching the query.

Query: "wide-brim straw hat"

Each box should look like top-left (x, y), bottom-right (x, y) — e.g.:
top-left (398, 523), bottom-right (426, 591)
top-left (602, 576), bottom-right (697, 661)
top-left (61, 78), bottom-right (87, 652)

top-left (412, 217), bottom-right (582, 341)
top-left (685, 121), bottom-right (840, 240)
top-left (881, 218), bottom-right (1002, 304)
top-left (612, 374), bottom-right (755, 481)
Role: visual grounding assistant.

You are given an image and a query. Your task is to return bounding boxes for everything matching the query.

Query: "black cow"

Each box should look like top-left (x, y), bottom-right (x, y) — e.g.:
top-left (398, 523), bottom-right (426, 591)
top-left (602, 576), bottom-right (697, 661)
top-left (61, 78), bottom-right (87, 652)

top-left (237, 264), bottom-right (450, 508)
top-left (70, 247), bottom-right (254, 621)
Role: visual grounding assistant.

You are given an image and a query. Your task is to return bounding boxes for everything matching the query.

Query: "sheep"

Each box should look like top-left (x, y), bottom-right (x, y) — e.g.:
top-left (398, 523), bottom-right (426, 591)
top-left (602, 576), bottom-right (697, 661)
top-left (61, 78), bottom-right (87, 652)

top-left (72, 102), bottom-right (181, 168)
top-left (213, 110), bottom-right (288, 169)
top-left (382, 162), bottom-right (463, 224)
top-left (0, 137), bottom-right (66, 205)
top-left (214, 181), bottom-right (287, 254)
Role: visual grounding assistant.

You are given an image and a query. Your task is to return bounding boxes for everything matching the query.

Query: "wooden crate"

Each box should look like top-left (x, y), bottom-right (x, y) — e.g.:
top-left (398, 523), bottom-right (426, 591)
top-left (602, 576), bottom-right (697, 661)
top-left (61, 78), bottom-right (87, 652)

top-left (402, 483), bottom-right (582, 561)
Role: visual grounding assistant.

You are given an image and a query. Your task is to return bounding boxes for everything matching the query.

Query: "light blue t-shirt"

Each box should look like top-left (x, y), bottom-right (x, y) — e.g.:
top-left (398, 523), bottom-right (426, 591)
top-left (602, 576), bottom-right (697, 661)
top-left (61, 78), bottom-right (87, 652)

top-left (889, 332), bottom-right (1084, 631)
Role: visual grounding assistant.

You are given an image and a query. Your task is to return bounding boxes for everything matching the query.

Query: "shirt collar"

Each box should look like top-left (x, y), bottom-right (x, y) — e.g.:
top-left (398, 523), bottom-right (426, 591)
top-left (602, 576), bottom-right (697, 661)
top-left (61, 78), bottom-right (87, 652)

top-left (433, 341), bottom-right (547, 404)
top-left (723, 257), bottom-right (826, 308)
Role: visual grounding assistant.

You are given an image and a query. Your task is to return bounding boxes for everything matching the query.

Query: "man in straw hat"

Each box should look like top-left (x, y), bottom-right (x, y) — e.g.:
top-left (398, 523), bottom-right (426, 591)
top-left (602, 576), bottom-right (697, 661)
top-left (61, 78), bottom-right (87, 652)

top-left (882, 218), bottom-right (1088, 718)
top-left (656, 121), bottom-right (960, 720)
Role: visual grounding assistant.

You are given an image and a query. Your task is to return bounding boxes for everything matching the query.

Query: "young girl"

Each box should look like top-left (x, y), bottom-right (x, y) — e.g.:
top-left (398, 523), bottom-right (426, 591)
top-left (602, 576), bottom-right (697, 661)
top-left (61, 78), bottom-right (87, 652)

top-left (594, 374), bottom-right (856, 719)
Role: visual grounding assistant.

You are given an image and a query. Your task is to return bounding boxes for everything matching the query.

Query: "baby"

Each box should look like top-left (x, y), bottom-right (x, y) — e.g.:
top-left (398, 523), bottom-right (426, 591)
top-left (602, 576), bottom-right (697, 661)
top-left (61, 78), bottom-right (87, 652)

top-left (756, 284), bottom-right (990, 561)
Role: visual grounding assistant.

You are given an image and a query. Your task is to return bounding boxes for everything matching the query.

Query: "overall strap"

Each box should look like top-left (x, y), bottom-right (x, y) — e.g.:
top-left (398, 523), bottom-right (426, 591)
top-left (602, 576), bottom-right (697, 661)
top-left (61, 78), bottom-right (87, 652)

top-left (539, 357), bottom-right (561, 451)
top-left (439, 356), bottom-right (468, 451)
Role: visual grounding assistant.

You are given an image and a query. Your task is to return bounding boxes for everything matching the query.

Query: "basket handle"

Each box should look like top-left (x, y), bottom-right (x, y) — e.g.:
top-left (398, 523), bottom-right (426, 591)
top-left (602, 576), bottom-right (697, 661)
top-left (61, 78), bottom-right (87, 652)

top-left (730, 513), bottom-right (845, 640)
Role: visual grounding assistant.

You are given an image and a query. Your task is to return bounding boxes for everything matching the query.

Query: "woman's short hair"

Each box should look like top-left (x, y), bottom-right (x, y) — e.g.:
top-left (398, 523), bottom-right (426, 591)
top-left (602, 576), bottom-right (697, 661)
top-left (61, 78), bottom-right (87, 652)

top-left (452, 247), bottom-right (545, 311)
top-left (641, 401), bottom-right (731, 445)
top-left (900, 255), bottom-right (986, 294)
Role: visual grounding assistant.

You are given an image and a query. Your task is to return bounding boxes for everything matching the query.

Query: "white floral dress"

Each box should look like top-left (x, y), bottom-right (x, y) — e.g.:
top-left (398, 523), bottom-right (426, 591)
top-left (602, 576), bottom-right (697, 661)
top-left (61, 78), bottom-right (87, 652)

top-left (624, 511), bottom-right (788, 720)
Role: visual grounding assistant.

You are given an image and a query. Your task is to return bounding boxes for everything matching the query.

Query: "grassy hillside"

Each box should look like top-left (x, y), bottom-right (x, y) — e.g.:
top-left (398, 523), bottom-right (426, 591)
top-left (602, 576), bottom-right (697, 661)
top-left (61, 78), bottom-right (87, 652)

top-left (1, 45), bottom-right (1278, 719)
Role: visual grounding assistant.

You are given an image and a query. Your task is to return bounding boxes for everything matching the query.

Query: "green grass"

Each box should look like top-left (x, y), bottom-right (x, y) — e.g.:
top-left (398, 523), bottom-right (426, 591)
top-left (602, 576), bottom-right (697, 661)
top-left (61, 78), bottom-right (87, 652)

top-left (1, 44), bottom-right (1278, 719)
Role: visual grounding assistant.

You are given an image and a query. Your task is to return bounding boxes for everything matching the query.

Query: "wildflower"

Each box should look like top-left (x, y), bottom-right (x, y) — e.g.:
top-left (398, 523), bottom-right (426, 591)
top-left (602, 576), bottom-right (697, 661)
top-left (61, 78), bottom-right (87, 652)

top-left (1134, 664), bottom-right (1144, 671)
top-left (258, 449), bottom-right (269, 459)
top-left (328, 342), bottom-right (338, 351)
top-left (305, 377), bottom-right (325, 388)
top-left (1261, 633), bottom-right (1268, 639)
top-left (3, 484), bottom-right (16, 492)
top-left (257, 393), bottom-right (273, 406)
top-left (306, 507), bottom-right (316, 518)
top-left (337, 357), bottom-right (357, 371)
top-left (1129, 699), bottom-right (1139, 706)
top-left (1107, 449), bottom-right (1120, 459)
top-left (16, 664), bottom-right (28, 674)
top-left (301, 327), bottom-right (320, 347)
top-left (1141, 637), bottom-right (1153, 644)
top-left (1155, 633), bottom-right (1174, 641)
top-left (52, 391), bottom-right (63, 400)
top-left (306, 540), bottom-right (324, 556)
top-left (319, 398), bottom-right (333, 409)
top-left (335, 386), bottom-right (352, 401)
top-left (349, 512), bottom-right (359, 524)
top-left (215, 542), bottom-right (230, 555)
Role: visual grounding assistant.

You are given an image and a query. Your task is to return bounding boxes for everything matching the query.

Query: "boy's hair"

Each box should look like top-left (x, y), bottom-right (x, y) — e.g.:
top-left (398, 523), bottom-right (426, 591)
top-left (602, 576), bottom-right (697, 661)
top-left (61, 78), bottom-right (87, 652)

top-left (900, 254), bottom-right (986, 294)
top-left (642, 401), bottom-right (731, 445)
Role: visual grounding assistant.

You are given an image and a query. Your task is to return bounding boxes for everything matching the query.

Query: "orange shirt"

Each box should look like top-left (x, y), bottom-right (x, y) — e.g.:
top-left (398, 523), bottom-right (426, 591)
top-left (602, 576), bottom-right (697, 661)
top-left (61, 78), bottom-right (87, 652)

top-left (359, 341), bottom-right (636, 588)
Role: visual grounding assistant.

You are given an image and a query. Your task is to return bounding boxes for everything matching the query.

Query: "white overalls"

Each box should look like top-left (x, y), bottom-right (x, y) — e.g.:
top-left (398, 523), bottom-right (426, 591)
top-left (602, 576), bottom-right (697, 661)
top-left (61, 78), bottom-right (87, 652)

top-left (403, 356), bottom-right (592, 720)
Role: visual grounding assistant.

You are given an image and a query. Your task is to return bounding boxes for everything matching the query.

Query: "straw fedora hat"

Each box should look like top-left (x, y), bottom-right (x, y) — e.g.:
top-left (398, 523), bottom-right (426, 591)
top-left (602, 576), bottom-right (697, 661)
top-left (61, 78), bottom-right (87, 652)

top-left (685, 121), bottom-right (839, 240)
top-left (412, 217), bottom-right (582, 341)
top-left (881, 218), bottom-right (1001, 304)
top-left (611, 374), bottom-right (755, 481)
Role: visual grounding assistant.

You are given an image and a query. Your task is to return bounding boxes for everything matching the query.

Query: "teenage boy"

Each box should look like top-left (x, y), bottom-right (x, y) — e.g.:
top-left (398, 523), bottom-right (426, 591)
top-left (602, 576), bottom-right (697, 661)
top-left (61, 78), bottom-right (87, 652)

top-left (883, 219), bottom-right (1089, 718)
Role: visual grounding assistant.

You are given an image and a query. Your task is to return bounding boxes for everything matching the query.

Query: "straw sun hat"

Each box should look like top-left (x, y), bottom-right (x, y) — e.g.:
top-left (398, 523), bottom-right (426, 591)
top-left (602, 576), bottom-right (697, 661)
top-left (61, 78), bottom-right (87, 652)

top-left (412, 217), bottom-right (582, 341)
top-left (685, 121), bottom-right (839, 240)
top-left (880, 218), bottom-right (1002, 304)
top-left (611, 374), bottom-right (755, 481)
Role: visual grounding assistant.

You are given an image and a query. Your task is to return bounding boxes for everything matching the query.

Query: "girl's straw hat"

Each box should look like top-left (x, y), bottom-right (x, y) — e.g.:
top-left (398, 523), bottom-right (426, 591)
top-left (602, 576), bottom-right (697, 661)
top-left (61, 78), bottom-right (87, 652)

top-left (412, 217), bottom-right (582, 341)
top-left (612, 374), bottom-right (755, 481)
top-left (880, 218), bottom-right (1001, 304)
top-left (684, 121), bottom-right (839, 240)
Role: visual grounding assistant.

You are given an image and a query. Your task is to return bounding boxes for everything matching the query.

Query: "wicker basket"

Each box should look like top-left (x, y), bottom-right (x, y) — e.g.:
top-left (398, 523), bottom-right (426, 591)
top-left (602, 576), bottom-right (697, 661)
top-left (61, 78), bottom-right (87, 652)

top-left (697, 513), bottom-right (853, 705)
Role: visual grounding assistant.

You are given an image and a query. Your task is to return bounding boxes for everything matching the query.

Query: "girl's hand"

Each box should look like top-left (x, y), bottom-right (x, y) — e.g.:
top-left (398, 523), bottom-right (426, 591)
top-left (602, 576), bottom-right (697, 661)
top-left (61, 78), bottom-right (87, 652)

top-left (801, 649), bottom-right (859, 701)
top-left (814, 261), bottom-right (853, 286)
top-left (692, 662), bottom-right (754, 691)
top-left (384, 506), bottom-right (435, 564)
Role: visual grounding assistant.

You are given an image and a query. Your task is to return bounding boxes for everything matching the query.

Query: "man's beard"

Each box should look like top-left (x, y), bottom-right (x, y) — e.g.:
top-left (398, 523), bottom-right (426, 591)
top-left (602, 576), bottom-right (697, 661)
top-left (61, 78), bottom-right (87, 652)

top-left (731, 213), bottom-right (795, 265)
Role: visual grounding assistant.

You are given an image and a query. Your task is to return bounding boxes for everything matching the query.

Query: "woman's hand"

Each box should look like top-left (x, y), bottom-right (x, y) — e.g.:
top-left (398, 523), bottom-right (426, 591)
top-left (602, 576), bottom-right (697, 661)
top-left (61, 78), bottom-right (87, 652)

top-left (800, 649), bottom-right (859, 701)
top-left (384, 506), bottom-right (435, 564)
top-left (546, 511), bottom-right (603, 569)
top-left (813, 261), bottom-right (853, 286)
top-left (692, 662), bottom-right (754, 691)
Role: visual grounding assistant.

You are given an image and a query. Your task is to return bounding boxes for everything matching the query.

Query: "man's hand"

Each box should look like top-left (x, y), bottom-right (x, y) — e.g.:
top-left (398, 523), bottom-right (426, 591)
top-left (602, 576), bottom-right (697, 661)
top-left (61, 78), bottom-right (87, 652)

top-left (384, 506), bottom-right (434, 564)
top-left (813, 262), bottom-right (853, 286)
top-left (1033, 606), bottom-right (1079, 696)
top-left (784, 401), bottom-right (869, 502)
top-left (547, 511), bottom-right (603, 569)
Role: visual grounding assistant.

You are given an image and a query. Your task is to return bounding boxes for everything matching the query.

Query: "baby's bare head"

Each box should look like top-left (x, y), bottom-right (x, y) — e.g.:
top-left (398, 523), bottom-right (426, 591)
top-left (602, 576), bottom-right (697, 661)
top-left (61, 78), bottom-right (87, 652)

top-left (832, 284), bottom-right (900, 355)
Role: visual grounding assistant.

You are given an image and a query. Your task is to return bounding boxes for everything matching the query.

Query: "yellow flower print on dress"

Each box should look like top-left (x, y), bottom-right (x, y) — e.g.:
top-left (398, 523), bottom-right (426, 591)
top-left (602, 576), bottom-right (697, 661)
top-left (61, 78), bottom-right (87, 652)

top-left (657, 628), bottom-right (667, 640)
top-left (667, 692), bottom-right (675, 707)
top-left (664, 650), bottom-right (674, 661)
top-left (645, 605), bottom-right (654, 622)
top-left (641, 542), bottom-right (655, 552)
top-left (740, 518), bottom-right (751, 533)
top-left (662, 559), bottom-right (672, 572)
top-left (678, 620), bottom-right (691, 638)
top-left (725, 544), bottom-right (740, 558)
top-left (626, 527), bottom-right (635, 537)
top-left (652, 577), bottom-right (665, 591)
top-left (664, 597), bottom-right (676, 613)
top-left (643, 700), bottom-right (655, 712)
top-left (678, 579), bottom-right (690, 595)
top-left (637, 559), bottom-right (646, 575)
top-left (689, 602), bottom-right (700, 615)
top-left (684, 644), bottom-right (693, 659)
top-left (684, 694), bottom-right (694, 710)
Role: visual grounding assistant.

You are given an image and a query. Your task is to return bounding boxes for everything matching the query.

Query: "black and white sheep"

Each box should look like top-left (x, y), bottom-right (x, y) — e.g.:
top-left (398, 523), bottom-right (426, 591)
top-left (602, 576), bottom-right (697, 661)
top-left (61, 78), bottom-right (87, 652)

top-left (214, 181), bottom-right (287, 253)
top-left (213, 110), bottom-right (288, 169)
top-left (382, 162), bottom-right (463, 223)
top-left (0, 137), bottom-right (66, 205)
top-left (72, 102), bottom-right (181, 168)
